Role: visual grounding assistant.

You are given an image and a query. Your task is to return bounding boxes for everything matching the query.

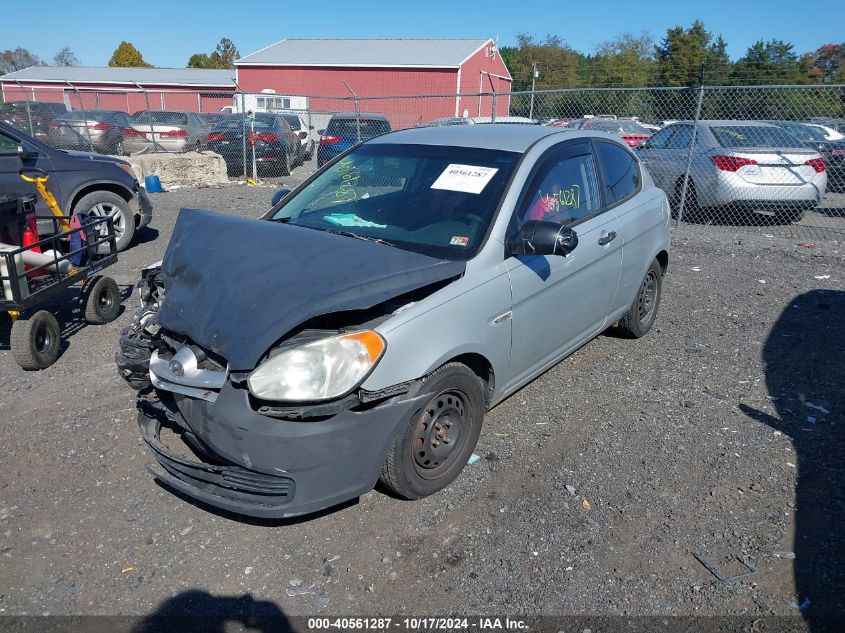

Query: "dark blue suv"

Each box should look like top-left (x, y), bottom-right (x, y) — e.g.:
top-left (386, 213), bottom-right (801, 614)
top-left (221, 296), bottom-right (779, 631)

top-left (316, 113), bottom-right (391, 168)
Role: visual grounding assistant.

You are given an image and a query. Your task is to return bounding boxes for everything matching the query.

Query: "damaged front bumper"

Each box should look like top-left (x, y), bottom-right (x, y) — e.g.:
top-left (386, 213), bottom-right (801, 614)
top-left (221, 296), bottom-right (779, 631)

top-left (138, 384), bottom-right (427, 518)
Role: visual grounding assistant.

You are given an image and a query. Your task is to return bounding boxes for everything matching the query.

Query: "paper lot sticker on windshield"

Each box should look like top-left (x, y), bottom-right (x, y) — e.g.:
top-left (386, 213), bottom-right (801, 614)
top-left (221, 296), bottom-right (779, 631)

top-left (431, 164), bottom-right (499, 194)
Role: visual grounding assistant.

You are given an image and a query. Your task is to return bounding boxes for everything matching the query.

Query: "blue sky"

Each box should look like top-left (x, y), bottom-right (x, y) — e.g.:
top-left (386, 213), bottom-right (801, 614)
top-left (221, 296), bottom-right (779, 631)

top-left (7, 0), bottom-right (844, 67)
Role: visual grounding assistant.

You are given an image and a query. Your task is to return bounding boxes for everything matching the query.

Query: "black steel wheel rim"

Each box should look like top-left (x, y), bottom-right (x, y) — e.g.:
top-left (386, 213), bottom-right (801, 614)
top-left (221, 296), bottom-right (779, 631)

top-left (97, 285), bottom-right (115, 312)
top-left (637, 271), bottom-right (657, 324)
top-left (34, 322), bottom-right (52, 355)
top-left (413, 390), bottom-right (468, 478)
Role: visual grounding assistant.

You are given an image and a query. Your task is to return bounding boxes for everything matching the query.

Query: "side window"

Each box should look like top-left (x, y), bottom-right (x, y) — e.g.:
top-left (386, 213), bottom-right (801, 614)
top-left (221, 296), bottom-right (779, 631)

top-left (0, 130), bottom-right (19, 155)
top-left (666, 124), bottom-right (693, 149)
top-left (594, 142), bottom-right (641, 205)
top-left (518, 145), bottom-right (602, 227)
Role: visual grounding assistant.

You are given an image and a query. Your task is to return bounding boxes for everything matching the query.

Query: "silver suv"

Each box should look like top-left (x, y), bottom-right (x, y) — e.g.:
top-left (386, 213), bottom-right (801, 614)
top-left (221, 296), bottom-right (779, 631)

top-left (121, 125), bottom-right (671, 518)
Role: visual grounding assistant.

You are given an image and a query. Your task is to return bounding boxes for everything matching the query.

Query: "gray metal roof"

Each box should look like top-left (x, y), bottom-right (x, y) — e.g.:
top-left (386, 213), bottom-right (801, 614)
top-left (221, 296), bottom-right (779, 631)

top-left (368, 124), bottom-right (574, 153)
top-left (0, 66), bottom-right (235, 87)
top-left (237, 39), bottom-right (492, 68)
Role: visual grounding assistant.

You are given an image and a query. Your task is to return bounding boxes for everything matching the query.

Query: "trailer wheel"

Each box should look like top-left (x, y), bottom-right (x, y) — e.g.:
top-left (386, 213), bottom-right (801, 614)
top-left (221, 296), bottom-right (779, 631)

top-left (11, 310), bottom-right (62, 370)
top-left (84, 276), bottom-right (121, 325)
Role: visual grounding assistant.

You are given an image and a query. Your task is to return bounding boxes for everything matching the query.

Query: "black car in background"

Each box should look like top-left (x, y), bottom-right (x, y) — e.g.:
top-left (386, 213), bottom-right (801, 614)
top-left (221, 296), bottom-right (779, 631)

top-left (1, 101), bottom-right (69, 140)
top-left (0, 120), bottom-right (153, 252)
top-left (768, 120), bottom-right (845, 190)
top-left (47, 109), bottom-right (137, 154)
top-left (206, 113), bottom-right (301, 177)
top-left (316, 113), bottom-right (391, 168)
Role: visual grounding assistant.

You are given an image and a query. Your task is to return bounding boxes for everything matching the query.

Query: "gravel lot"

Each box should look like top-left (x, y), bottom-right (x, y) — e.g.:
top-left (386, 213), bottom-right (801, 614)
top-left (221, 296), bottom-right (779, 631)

top-left (1, 167), bottom-right (843, 626)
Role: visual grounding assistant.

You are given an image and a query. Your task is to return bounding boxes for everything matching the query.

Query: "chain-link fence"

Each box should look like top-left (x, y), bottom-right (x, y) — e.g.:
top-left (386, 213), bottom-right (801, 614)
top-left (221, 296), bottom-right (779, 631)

top-left (2, 82), bottom-right (843, 242)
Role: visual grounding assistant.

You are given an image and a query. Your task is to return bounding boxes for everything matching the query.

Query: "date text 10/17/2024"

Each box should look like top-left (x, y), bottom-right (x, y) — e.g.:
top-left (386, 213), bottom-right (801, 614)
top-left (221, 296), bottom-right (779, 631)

top-left (307, 617), bottom-right (529, 630)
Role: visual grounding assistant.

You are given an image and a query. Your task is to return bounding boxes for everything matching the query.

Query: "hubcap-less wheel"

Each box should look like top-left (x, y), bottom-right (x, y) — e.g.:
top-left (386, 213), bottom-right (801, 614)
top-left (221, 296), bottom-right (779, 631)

top-left (35, 322), bottom-right (53, 354)
top-left (88, 202), bottom-right (125, 243)
top-left (413, 390), bottom-right (467, 478)
top-left (637, 270), bottom-right (657, 325)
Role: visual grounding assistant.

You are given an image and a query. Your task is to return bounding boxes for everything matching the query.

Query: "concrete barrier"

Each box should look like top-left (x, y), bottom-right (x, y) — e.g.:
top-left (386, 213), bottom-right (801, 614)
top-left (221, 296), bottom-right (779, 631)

top-left (123, 151), bottom-right (230, 189)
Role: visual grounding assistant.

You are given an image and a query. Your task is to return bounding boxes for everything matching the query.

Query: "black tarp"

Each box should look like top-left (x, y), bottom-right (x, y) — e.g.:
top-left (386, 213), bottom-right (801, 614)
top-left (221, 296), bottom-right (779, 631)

top-left (157, 209), bottom-right (466, 369)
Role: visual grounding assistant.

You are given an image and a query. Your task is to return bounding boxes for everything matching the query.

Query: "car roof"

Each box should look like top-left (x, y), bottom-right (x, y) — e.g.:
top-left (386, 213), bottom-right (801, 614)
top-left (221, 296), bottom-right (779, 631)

top-left (329, 113), bottom-right (389, 121)
top-left (367, 123), bottom-right (583, 152)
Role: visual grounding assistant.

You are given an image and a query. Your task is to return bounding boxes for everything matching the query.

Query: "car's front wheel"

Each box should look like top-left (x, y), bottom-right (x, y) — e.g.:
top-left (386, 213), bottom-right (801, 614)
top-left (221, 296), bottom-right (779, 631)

top-left (617, 258), bottom-right (663, 338)
top-left (379, 362), bottom-right (485, 500)
top-left (75, 190), bottom-right (135, 252)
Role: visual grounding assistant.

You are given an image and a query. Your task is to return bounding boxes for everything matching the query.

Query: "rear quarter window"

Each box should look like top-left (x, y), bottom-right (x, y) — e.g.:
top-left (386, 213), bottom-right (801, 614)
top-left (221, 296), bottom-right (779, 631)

top-left (594, 141), bottom-right (641, 205)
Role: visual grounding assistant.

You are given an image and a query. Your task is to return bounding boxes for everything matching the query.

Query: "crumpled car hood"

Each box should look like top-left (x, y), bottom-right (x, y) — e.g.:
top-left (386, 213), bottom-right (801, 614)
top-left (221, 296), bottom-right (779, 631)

top-left (157, 209), bottom-right (465, 369)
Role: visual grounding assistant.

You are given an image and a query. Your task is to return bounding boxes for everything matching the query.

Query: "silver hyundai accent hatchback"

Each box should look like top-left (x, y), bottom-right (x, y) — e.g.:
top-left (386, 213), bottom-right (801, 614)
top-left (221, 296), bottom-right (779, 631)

top-left (119, 124), bottom-right (671, 518)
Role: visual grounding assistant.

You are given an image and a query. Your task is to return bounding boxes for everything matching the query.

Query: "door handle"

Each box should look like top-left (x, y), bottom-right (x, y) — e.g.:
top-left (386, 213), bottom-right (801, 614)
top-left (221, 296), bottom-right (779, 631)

top-left (598, 231), bottom-right (617, 246)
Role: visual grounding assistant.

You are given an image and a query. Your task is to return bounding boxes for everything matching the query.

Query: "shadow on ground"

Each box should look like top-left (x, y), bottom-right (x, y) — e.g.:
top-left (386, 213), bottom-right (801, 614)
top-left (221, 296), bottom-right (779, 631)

top-left (740, 290), bottom-right (845, 631)
top-left (132, 590), bottom-right (294, 633)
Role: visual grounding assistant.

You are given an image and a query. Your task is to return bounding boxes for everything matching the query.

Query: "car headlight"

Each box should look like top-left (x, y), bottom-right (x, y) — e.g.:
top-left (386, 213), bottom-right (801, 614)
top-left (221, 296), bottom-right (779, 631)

top-left (248, 331), bottom-right (385, 402)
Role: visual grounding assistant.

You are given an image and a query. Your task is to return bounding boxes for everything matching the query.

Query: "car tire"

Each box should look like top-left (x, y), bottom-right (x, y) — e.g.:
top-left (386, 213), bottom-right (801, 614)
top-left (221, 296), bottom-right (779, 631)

top-left (776, 208), bottom-right (805, 224)
top-left (673, 178), bottom-right (698, 222)
top-left (11, 310), bottom-right (62, 370)
top-left (83, 275), bottom-right (121, 325)
top-left (74, 190), bottom-right (135, 253)
top-left (379, 362), bottom-right (485, 500)
top-left (279, 148), bottom-right (291, 176)
top-left (617, 258), bottom-right (663, 339)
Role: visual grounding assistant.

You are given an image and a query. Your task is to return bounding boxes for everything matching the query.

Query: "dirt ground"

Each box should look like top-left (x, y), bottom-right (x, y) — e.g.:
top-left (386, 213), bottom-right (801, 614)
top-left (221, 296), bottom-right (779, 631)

top-left (0, 176), bottom-right (843, 628)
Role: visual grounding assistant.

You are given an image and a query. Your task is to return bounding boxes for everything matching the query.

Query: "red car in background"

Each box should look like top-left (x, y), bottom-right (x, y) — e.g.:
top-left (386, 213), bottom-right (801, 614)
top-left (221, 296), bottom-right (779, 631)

top-left (567, 118), bottom-right (652, 147)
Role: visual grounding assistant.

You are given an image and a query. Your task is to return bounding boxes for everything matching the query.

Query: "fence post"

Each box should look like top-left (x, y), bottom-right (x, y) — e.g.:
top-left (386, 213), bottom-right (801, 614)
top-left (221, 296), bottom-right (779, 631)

top-left (23, 99), bottom-right (34, 137)
top-left (67, 81), bottom-right (94, 152)
top-left (134, 82), bottom-right (158, 153)
top-left (676, 84), bottom-right (705, 227)
top-left (491, 90), bottom-right (498, 123)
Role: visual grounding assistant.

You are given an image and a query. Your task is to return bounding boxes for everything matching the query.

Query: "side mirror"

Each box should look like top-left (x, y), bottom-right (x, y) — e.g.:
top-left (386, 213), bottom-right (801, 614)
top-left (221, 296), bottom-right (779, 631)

top-left (18, 144), bottom-right (38, 162)
top-left (271, 188), bottom-right (292, 207)
top-left (316, 128), bottom-right (325, 135)
top-left (298, 131), bottom-right (308, 140)
top-left (509, 221), bottom-right (578, 257)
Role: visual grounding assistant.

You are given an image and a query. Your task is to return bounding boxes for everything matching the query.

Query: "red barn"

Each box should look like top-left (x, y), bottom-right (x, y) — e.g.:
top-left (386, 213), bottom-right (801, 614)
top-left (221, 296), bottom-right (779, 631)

top-left (235, 38), bottom-right (512, 128)
top-left (0, 66), bottom-right (236, 113)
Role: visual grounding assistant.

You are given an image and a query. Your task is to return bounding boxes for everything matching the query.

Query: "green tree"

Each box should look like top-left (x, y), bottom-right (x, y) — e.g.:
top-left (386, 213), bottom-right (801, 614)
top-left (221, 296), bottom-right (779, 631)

top-left (108, 41), bottom-right (152, 68)
top-left (0, 47), bottom-right (42, 74)
top-left (731, 39), bottom-right (803, 85)
top-left (186, 38), bottom-right (240, 69)
top-left (655, 21), bottom-right (729, 87)
top-left (590, 32), bottom-right (656, 87)
top-left (53, 47), bottom-right (79, 67)
top-left (187, 53), bottom-right (213, 68)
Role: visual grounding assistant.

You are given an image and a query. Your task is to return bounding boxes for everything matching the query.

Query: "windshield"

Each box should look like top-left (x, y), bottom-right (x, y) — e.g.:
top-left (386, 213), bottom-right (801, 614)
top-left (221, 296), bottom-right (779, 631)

top-left (270, 143), bottom-right (519, 260)
top-left (711, 125), bottom-right (803, 149)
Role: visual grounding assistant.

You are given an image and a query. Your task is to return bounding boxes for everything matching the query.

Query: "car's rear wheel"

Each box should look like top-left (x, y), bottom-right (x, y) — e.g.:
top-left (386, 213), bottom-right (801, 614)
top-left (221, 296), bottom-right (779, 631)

top-left (379, 362), bottom-right (485, 500)
top-left (775, 207), bottom-right (806, 224)
top-left (75, 190), bottom-right (135, 252)
top-left (617, 258), bottom-right (663, 338)
top-left (673, 178), bottom-right (698, 221)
